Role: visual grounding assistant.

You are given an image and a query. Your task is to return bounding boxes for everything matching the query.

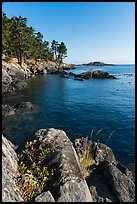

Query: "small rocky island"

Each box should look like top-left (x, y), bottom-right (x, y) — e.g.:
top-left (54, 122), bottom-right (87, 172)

top-left (2, 129), bottom-right (135, 202)
top-left (76, 61), bottom-right (115, 66)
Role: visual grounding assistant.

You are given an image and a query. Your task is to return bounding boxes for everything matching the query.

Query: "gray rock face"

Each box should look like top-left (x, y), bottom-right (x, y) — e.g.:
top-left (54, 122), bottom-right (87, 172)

top-left (74, 137), bottom-right (135, 202)
top-left (2, 104), bottom-right (16, 118)
top-left (35, 128), bottom-right (93, 202)
top-left (2, 128), bottom-right (135, 202)
top-left (87, 161), bottom-right (135, 202)
top-left (35, 191), bottom-right (55, 202)
top-left (8, 67), bottom-right (26, 80)
top-left (2, 135), bottom-right (24, 202)
top-left (2, 61), bottom-right (28, 94)
top-left (2, 69), bottom-right (12, 85)
top-left (94, 142), bottom-right (117, 165)
top-left (12, 79), bottom-right (27, 90)
top-left (126, 163), bottom-right (135, 183)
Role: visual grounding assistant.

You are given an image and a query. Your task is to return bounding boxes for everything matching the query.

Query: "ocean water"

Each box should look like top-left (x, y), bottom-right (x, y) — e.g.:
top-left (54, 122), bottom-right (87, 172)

top-left (2, 64), bottom-right (135, 165)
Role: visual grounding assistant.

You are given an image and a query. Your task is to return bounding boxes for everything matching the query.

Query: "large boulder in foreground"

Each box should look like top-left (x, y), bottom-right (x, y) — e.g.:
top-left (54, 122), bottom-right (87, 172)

top-left (34, 128), bottom-right (93, 202)
top-left (74, 137), bottom-right (135, 202)
top-left (2, 129), bottom-right (134, 202)
top-left (87, 161), bottom-right (135, 202)
top-left (2, 135), bottom-right (24, 202)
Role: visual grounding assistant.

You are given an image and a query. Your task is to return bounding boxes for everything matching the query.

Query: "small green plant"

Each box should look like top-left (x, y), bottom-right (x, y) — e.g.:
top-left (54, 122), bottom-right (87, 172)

top-left (16, 139), bottom-right (56, 202)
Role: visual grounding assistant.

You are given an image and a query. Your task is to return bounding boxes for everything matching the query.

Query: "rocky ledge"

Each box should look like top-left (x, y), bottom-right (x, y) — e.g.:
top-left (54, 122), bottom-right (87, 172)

top-left (2, 60), bottom-right (75, 94)
top-left (2, 128), bottom-right (135, 202)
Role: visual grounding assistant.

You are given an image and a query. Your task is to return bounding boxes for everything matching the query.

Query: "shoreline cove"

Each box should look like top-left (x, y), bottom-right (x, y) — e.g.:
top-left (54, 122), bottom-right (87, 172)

top-left (2, 60), bottom-right (135, 202)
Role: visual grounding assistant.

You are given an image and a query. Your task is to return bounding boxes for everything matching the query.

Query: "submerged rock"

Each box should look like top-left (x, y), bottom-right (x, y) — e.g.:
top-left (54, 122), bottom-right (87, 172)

top-left (13, 101), bottom-right (34, 109)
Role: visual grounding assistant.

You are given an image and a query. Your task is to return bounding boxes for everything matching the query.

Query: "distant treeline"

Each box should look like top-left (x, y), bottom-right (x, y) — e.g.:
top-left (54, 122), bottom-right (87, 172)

top-left (2, 12), bottom-right (67, 66)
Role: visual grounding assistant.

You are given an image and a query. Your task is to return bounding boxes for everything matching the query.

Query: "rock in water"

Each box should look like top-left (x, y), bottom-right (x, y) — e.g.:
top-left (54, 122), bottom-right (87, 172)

top-left (13, 101), bottom-right (34, 109)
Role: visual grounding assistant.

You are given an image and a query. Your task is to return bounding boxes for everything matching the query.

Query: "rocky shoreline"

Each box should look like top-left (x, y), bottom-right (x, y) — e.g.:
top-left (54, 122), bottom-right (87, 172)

top-left (2, 60), bottom-right (75, 94)
top-left (2, 60), bottom-right (117, 94)
top-left (2, 129), bottom-right (135, 202)
top-left (3, 60), bottom-right (133, 202)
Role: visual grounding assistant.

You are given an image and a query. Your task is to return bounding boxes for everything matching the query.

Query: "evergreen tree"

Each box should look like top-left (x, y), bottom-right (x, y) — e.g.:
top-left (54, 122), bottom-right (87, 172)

top-left (9, 16), bottom-right (29, 65)
top-left (2, 12), bottom-right (12, 55)
top-left (57, 42), bottom-right (67, 63)
top-left (51, 40), bottom-right (59, 61)
top-left (2, 13), bottom-right (68, 65)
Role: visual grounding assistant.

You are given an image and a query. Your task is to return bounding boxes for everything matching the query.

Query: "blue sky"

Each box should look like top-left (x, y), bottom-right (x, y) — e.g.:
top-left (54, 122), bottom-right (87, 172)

top-left (2, 2), bottom-right (135, 64)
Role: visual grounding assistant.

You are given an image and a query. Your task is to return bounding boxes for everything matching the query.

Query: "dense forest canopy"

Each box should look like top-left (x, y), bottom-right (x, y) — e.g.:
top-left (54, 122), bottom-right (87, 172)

top-left (2, 12), bottom-right (67, 66)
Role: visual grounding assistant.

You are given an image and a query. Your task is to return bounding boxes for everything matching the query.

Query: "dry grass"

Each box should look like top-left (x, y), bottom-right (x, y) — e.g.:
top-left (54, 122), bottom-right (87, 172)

top-left (76, 129), bottom-right (114, 177)
top-left (76, 137), bottom-right (95, 177)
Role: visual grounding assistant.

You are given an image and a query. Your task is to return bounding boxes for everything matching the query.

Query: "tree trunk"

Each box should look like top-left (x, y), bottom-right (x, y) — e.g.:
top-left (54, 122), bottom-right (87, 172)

top-left (19, 51), bottom-right (22, 66)
top-left (24, 55), bottom-right (26, 63)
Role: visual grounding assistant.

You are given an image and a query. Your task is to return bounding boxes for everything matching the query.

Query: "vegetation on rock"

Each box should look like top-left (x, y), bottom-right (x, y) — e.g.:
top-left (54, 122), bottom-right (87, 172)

top-left (75, 129), bottom-right (114, 178)
top-left (16, 139), bottom-right (56, 202)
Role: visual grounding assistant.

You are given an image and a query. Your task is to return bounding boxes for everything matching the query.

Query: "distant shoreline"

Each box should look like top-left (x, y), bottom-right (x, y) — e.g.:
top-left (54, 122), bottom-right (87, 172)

top-left (73, 61), bottom-right (115, 66)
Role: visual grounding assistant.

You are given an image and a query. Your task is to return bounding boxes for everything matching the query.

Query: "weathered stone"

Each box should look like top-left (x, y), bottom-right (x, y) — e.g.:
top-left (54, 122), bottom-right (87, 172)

top-left (2, 69), bottom-right (12, 85)
top-left (2, 135), bottom-right (24, 202)
top-left (126, 163), bottom-right (135, 183)
top-left (35, 128), bottom-right (93, 202)
top-left (8, 67), bottom-right (26, 80)
top-left (2, 104), bottom-right (16, 118)
top-left (94, 142), bottom-right (117, 165)
top-left (12, 79), bottom-right (27, 90)
top-left (87, 161), bottom-right (135, 202)
top-left (73, 69), bottom-right (117, 79)
top-left (13, 101), bottom-right (34, 109)
top-left (35, 191), bottom-right (55, 202)
top-left (42, 69), bottom-right (48, 75)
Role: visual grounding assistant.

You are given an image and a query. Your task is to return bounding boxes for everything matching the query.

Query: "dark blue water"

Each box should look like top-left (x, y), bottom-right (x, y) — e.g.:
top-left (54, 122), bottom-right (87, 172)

top-left (2, 64), bottom-right (135, 165)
